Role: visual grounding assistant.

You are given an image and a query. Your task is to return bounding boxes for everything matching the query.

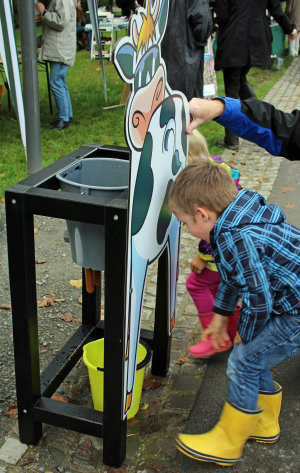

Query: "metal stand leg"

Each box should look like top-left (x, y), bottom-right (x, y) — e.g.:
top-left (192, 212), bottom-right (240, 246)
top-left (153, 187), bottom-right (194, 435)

top-left (45, 61), bottom-right (53, 114)
top-left (103, 207), bottom-right (127, 466)
top-left (151, 247), bottom-right (171, 376)
top-left (6, 196), bottom-right (42, 444)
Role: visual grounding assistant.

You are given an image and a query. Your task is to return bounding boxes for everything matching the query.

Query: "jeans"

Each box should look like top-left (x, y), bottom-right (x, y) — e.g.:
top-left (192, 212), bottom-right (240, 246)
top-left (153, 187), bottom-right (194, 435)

top-left (222, 66), bottom-right (256, 146)
top-left (49, 62), bottom-right (72, 122)
top-left (227, 313), bottom-right (300, 410)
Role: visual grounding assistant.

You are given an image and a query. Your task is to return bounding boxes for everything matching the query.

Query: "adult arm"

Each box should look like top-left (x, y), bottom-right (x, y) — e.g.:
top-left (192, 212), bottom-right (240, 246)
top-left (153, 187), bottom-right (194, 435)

top-left (188, 97), bottom-right (300, 160)
top-left (37, 0), bottom-right (70, 31)
top-left (267, 0), bottom-right (297, 39)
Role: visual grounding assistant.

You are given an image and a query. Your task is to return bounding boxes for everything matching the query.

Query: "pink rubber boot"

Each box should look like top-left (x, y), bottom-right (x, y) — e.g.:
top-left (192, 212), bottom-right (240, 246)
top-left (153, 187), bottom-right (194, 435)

top-left (188, 312), bottom-right (232, 358)
top-left (227, 305), bottom-right (241, 342)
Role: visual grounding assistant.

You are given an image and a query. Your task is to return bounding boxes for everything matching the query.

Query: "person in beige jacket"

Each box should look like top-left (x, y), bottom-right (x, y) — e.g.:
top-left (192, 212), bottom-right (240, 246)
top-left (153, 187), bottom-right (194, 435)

top-left (286, 0), bottom-right (300, 56)
top-left (36, 0), bottom-right (77, 129)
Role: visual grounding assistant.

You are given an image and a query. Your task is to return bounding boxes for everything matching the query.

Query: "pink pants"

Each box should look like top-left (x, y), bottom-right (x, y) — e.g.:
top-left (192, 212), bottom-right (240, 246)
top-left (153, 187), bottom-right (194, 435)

top-left (186, 268), bottom-right (221, 315)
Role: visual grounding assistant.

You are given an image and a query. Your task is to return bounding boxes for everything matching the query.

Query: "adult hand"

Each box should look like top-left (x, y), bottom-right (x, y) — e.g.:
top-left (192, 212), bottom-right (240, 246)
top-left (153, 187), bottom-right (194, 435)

top-left (187, 98), bottom-right (225, 135)
top-left (202, 312), bottom-right (230, 349)
top-left (35, 2), bottom-right (45, 13)
top-left (289, 28), bottom-right (298, 41)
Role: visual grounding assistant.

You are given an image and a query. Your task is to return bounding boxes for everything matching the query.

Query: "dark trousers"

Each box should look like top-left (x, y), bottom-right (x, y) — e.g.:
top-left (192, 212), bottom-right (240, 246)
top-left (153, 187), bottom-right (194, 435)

top-left (222, 66), bottom-right (256, 146)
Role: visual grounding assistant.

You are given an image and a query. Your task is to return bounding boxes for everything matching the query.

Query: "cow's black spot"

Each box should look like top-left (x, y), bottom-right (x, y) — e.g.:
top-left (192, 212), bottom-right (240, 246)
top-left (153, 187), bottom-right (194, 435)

top-left (132, 132), bottom-right (154, 235)
top-left (157, 179), bottom-right (173, 245)
top-left (181, 105), bottom-right (188, 156)
top-left (160, 98), bottom-right (175, 128)
top-left (172, 150), bottom-right (181, 175)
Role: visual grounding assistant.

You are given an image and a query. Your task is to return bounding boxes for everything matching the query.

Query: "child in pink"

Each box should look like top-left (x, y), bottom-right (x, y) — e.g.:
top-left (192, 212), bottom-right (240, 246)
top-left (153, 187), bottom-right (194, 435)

top-left (186, 130), bottom-right (241, 357)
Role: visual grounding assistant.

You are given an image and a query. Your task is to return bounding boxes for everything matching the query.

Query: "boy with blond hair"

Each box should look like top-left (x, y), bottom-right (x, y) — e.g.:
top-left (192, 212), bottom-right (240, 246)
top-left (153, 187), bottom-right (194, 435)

top-left (168, 161), bottom-right (300, 466)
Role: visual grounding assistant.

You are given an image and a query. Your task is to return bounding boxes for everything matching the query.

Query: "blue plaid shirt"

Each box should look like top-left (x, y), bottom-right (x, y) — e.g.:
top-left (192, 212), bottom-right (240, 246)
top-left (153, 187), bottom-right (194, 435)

top-left (210, 189), bottom-right (300, 342)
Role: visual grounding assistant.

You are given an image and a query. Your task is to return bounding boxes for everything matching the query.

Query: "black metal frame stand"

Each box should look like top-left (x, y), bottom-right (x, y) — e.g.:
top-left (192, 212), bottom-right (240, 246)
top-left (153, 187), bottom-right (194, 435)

top-left (5, 143), bottom-right (172, 467)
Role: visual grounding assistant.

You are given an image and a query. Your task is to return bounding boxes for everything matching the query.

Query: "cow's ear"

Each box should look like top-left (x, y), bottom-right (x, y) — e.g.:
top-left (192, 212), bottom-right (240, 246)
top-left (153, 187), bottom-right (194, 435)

top-left (114, 42), bottom-right (135, 80)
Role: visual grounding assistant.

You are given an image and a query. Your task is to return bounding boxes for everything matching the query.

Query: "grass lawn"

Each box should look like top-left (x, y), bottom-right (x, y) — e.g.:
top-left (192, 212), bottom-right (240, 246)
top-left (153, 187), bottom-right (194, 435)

top-left (0, 32), bottom-right (294, 198)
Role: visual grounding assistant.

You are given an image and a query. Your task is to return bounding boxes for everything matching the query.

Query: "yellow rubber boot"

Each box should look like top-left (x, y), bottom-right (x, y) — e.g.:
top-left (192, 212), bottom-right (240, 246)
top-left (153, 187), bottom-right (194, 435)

top-left (176, 401), bottom-right (262, 466)
top-left (249, 382), bottom-right (282, 443)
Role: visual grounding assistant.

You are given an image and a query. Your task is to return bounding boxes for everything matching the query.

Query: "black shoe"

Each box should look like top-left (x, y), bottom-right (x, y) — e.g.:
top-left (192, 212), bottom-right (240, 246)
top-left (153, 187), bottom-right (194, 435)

top-left (69, 117), bottom-right (73, 125)
top-left (217, 138), bottom-right (239, 151)
top-left (50, 118), bottom-right (60, 126)
top-left (51, 119), bottom-right (69, 130)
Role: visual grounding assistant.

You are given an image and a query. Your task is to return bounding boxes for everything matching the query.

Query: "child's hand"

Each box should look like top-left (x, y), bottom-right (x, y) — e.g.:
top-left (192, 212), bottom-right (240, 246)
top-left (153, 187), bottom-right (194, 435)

top-left (234, 332), bottom-right (242, 345)
top-left (202, 313), bottom-right (230, 349)
top-left (190, 255), bottom-right (207, 274)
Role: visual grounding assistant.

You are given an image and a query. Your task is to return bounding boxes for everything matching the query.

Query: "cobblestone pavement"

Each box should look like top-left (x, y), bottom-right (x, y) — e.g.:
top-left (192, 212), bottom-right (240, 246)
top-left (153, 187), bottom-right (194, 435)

top-left (0, 57), bottom-right (299, 473)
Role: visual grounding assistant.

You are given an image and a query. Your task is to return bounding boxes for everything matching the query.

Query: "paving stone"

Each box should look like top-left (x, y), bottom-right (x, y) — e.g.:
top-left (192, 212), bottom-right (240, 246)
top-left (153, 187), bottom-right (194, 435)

top-left (162, 393), bottom-right (195, 411)
top-left (171, 376), bottom-right (201, 393)
top-left (0, 438), bottom-right (28, 465)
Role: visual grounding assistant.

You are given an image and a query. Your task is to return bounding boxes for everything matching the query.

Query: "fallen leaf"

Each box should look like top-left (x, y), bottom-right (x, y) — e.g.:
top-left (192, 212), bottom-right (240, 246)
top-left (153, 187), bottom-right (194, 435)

top-left (0, 303), bottom-right (11, 310)
top-left (1, 198), bottom-right (5, 204)
top-left (5, 403), bottom-right (18, 418)
top-left (51, 395), bottom-right (68, 402)
top-left (41, 349), bottom-right (48, 354)
top-left (20, 457), bottom-right (34, 466)
top-left (78, 295), bottom-right (82, 304)
top-left (70, 279), bottom-right (82, 288)
top-left (258, 177), bottom-right (269, 183)
top-left (142, 374), bottom-right (162, 391)
top-left (285, 203), bottom-right (297, 209)
top-left (35, 258), bottom-right (47, 264)
top-left (34, 227), bottom-right (38, 234)
top-left (140, 402), bottom-right (149, 410)
top-left (60, 312), bottom-right (75, 323)
top-left (186, 332), bottom-right (196, 340)
top-left (37, 297), bottom-right (64, 307)
top-left (280, 186), bottom-right (296, 192)
top-left (38, 297), bottom-right (55, 307)
top-left (180, 263), bottom-right (187, 268)
top-left (176, 355), bottom-right (189, 365)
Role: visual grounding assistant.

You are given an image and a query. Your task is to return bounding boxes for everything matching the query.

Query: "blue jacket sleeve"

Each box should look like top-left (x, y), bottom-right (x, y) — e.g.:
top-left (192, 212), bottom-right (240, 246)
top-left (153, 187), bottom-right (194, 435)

top-left (214, 97), bottom-right (300, 161)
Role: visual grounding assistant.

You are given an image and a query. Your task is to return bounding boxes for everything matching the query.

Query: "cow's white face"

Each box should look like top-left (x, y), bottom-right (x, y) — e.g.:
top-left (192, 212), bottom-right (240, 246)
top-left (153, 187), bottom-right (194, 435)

top-left (131, 95), bottom-right (187, 260)
top-left (128, 63), bottom-right (165, 150)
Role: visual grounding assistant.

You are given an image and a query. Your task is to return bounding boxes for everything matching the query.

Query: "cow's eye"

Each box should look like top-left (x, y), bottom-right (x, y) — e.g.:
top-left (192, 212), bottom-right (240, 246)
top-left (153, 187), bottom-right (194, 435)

top-left (162, 119), bottom-right (175, 153)
top-left (163, 129), bottom-right (170, 152)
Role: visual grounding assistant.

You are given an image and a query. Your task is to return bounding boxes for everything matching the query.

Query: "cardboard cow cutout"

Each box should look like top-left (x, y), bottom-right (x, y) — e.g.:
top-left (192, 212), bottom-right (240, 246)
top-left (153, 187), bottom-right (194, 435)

top-left (113, 0), bottom-right (189, 418)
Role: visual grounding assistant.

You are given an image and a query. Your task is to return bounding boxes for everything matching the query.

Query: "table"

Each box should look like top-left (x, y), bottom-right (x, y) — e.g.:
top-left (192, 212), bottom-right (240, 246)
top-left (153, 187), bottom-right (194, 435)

top-left (86, 17), bottom-right (128, 60)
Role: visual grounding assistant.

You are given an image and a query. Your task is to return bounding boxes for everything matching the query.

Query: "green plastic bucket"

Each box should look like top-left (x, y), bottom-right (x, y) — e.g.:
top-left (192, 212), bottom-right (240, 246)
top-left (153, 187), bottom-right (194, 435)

top-left (83, 338), bottom-right (151, 419)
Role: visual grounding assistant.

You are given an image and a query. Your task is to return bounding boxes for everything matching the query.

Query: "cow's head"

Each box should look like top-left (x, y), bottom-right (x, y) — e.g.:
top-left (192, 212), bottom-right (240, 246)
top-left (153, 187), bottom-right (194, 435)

top-left (113, 0), bottom-right (169, 149)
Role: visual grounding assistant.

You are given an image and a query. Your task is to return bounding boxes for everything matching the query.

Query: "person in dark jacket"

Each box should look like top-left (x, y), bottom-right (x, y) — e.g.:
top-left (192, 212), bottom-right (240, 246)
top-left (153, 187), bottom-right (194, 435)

top-left (161, 0), bottom-right (213, 101)
top-left (214, 0), bottom-right (297, 150)
top-left (116, 0), bottom-right (136, 18)
top-left (168, 161), bottom-right (300, 466)
top-left (187, 96), bottom-right (300, 161)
